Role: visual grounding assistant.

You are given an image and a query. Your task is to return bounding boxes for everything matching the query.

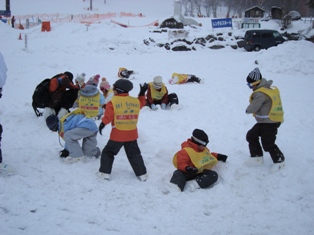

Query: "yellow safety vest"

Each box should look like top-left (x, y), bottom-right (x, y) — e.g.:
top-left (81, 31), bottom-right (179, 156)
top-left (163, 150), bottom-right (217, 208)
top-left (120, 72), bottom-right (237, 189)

top-left (250, 86), bottom-right (284, 122)
top-left (78, 92), bottom-right (100, 118)
top-left (173, 147), bottom-right (218, 173)
top-left (172, 73), bottom-right (188, 84)
top-left (118, 67), bottom-right (127, 77)
top-left (111, 96), bottom-right (140, 130)
top-left (148, 82), bottom-right (167, 101)
top-left (59, 109), bottom-right (86, 139)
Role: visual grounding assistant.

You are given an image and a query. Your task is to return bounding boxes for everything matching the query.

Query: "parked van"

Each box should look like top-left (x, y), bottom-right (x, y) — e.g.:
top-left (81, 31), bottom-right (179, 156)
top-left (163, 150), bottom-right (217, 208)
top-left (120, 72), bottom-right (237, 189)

top-left (244, 29), bottom-right (285, 51)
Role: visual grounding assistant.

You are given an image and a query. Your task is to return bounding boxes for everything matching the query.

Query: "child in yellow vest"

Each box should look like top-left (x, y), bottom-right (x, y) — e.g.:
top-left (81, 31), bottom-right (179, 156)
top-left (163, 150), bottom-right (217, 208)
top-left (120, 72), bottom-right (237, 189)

top-left (46, 109), bottom-right (100, 163)
top-left (97, 79), bottom-right (148, 181)
top-left (169, 73), bottom-right (203, 85)
top-left (117, 67), bottom-right (135, 79)
top-left (164, 129), bottom-right (228, 193)
top-left (245, 67), bottom-right (285, 173)
top-left (73, 74), bottom-right (105, 120)
top-left (146, 76), bottom-right (179, 110)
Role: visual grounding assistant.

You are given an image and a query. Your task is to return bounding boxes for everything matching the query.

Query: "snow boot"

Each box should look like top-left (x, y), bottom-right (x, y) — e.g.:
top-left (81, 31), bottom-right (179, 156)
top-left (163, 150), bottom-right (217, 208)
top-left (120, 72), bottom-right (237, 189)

top-left (246, 156), bottom-right (264, 166)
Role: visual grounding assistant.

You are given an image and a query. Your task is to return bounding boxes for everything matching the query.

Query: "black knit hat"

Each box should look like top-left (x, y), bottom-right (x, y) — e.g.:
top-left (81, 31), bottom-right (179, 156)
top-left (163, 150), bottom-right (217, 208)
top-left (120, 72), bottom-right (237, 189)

top-left (113, 79), bottom-right (133, 93)
top-left (191, 129), bottom-right (209, 146)
top-left (64, 71), bottom-right (74, 81)
top-left (246, 67), bottom-right (262, 84)
top-left (46, 114), bottom-right (59, 131)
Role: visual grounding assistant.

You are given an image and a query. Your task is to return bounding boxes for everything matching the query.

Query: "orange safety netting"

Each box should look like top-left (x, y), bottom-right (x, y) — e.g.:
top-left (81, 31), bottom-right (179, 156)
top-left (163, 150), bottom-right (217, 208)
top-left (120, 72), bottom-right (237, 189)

top-left (13, 11), bottom-right (148, 29)
top-left (111, 19), bottom-right (158, 28)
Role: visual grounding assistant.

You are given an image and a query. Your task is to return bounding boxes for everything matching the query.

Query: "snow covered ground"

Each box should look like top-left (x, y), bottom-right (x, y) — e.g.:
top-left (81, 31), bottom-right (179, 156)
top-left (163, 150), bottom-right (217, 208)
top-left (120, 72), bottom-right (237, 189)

top-left (1, 0), bottom-right (314, 234)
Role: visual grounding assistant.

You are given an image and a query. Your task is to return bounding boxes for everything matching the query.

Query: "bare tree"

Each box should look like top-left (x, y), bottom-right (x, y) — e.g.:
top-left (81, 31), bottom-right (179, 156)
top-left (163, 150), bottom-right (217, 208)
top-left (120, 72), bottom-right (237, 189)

top-left (193, 0), bottom-right (203, 16)
top-left (212, 0), bottom-right (220, 17)
top-left (221, 0), bottom-right (305, 18)
top-left (202, 0), bottom-right (220, 17)
top-left (188, 0), bottom-right (195, 17)
top-left (203, 0), bottom-right (212, 17)
top-left (181, 0), bottom-right (189, 16)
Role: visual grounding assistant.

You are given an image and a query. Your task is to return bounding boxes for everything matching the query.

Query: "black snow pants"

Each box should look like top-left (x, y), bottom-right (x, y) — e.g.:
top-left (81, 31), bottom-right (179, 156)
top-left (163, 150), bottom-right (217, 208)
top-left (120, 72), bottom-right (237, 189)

top-left (246, 122), bottom-right (285, 163)
top-left (170, 169), bottom-right (218, 191)
top-left (99, 139), bottom-right (147, 177)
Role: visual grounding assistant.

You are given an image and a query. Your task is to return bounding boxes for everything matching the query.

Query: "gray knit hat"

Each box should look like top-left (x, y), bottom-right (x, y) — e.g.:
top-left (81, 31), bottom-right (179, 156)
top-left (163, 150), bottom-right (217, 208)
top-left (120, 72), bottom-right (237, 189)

top-left (113, 79), bottom-right (133, 93)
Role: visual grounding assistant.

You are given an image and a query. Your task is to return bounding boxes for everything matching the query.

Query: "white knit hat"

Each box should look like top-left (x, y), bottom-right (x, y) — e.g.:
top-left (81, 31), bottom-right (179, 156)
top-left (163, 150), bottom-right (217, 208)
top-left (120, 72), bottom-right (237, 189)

top-left (75, 73), bottom-right (86, 87)
top-left (153, 76), bottom-right (163, 89)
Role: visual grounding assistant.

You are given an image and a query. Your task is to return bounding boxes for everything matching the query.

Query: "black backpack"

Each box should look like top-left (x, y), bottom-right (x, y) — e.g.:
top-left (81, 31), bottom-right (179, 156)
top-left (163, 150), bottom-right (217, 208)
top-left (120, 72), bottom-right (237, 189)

top-left (32, 78), bottom-right (52, 117)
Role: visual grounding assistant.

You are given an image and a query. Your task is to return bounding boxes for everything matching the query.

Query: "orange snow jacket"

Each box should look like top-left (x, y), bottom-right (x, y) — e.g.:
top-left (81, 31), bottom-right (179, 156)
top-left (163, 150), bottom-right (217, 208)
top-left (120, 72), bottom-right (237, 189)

top-left (49, 73), bottom-right (78, 93)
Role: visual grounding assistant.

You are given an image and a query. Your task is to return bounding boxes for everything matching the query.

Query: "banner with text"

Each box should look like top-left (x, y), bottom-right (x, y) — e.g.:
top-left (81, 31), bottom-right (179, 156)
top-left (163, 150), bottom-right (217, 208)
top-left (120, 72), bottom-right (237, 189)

top-left (211, 18), bottom-right (232, 29)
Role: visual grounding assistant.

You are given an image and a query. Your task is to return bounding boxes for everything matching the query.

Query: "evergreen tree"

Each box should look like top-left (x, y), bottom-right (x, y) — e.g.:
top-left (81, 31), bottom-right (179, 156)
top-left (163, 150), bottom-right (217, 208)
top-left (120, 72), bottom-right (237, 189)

top-left (307, 0), bottom-right (314, 9)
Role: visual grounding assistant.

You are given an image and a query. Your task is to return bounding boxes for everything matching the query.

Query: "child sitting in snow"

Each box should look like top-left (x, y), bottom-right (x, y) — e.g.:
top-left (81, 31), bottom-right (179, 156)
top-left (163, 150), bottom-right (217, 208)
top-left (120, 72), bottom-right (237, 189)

top-left (169, 73), bottom-right (203, 85)
top-left (165, 129), bottom-right (228, 193)
top-left (146, 76), bottom-right (179, 110)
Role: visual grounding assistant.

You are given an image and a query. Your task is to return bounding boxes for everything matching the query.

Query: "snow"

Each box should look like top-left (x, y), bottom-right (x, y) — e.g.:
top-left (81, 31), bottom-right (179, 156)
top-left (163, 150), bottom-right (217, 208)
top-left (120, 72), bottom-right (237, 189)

top-left (1, 0), bottom-right (314, 235)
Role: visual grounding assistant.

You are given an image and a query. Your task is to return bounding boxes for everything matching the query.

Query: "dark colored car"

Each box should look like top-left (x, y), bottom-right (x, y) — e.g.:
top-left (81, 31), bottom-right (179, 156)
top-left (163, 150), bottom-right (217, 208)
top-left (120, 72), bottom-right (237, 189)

top-left (244, 29), bottom-right (285, 51)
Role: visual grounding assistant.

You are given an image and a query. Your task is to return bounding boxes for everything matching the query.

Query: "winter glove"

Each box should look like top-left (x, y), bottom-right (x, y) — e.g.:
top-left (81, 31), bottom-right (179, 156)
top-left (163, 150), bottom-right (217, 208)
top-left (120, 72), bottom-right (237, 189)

top-left (96, 114), bottom-right (102, 120)
top-left (161, 103), bottom-right (166, 110)
top-left (98, 122), bottom-right (105, 135)
top-left (150, 104), bottom-right (158, 111)
top-left (185, 166), bottom-right (198, 174)
top-left (139, 83), bottom-right (148, 96)
top-left (217, 154), bottom-right (228, 162)
top-left (59, 149), bottom-right (69, 158)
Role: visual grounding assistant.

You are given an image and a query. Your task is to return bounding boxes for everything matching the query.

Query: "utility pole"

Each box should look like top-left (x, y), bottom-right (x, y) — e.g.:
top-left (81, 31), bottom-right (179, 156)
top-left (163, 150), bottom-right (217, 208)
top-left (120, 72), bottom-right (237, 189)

top-left (90, 0), bottom-right (93, 11)
top-left (6, 0), bottom-right (10, 11)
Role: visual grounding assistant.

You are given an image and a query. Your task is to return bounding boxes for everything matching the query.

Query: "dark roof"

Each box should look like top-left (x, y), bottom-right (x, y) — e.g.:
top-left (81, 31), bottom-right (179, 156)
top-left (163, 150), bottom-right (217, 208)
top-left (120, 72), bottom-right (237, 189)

top-left (245, 6), bottom-right (265, 12)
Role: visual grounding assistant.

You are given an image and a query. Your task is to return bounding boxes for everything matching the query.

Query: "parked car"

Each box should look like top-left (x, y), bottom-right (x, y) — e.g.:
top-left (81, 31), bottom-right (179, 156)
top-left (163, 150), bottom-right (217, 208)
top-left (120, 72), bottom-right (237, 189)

top-left (244, 29), bottom-right (285, 51)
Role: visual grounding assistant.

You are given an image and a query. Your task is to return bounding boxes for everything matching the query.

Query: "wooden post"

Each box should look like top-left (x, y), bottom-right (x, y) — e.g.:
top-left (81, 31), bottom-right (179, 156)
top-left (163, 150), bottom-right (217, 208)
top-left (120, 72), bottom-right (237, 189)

top-left (24, 34), bottom-right (28, 50)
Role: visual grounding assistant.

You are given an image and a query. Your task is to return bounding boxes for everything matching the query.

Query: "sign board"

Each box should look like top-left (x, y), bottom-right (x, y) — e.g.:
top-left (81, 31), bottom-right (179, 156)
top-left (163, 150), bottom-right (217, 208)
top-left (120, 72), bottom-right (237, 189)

top-left (0, 10), bottom-right (11, 17)
top-left (243, 18), bottom-right (259, 23)
top-left (242, 23), bottom-right (261, 28)
top-left (211, 18), bottom-right (232, 29)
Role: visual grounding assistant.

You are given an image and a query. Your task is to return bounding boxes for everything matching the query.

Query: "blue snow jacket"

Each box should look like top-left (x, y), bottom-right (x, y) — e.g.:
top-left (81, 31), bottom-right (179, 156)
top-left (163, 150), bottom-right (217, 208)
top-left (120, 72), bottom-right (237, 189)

top-left (61, 114), bottom-right (98, 133)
